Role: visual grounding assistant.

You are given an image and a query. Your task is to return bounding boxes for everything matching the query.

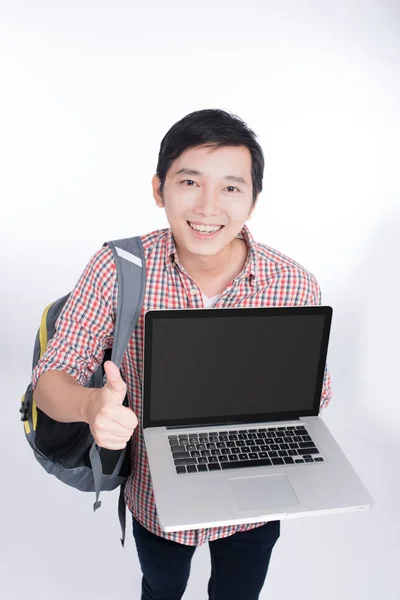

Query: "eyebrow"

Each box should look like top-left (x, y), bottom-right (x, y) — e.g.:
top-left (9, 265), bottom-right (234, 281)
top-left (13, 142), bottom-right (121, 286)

top-left (174, 168), bottom-right (248, 185)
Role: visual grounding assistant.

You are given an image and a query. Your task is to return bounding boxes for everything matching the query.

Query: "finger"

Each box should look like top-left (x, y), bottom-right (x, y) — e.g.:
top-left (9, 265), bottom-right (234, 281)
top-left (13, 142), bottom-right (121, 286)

top-left (104, 361), bottom-right (126, 401)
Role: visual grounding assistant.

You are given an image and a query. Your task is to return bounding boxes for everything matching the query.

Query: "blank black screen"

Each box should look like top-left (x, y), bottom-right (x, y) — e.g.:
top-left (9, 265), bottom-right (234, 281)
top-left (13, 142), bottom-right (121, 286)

top-left (146, 313), bottom-right (326, 424)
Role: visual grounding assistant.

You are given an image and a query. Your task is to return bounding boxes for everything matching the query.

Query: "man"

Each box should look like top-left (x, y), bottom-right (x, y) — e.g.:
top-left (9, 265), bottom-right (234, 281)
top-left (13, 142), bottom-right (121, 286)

top-left (32, 108), bottom-right (332, 600)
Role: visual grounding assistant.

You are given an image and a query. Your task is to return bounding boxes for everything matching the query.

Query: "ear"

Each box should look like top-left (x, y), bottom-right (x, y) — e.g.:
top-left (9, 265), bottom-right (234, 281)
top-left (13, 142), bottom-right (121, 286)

top-left (152, 174), bottom-right (164, 208)
top-left (247, 198), bottom-right (258, 221)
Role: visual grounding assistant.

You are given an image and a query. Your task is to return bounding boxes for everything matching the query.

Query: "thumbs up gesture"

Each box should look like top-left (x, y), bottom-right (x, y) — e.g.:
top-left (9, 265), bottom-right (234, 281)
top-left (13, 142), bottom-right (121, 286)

top-left (84, 361), bottom-right (138, 450)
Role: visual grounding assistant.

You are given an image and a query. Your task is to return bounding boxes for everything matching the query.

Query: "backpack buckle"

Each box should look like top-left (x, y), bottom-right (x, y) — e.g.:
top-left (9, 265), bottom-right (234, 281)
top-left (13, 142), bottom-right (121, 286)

top-left (19, 402), bottom-right (29, 421)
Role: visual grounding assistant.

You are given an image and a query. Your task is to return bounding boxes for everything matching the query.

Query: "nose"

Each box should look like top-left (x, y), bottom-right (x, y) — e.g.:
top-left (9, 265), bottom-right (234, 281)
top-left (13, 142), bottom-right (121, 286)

top-left (194, 188), bottom-right (221, 218)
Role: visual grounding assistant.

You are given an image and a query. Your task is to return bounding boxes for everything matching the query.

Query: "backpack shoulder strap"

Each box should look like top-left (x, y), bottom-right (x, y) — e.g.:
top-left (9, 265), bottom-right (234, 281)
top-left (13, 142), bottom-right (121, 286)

top-left (103, 235), bottom-right (146, 368)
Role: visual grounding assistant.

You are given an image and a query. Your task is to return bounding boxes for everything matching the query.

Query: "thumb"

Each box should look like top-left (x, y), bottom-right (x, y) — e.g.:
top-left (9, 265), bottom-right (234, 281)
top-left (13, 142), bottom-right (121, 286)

top-left (103, 360), bottom-right (126, 403)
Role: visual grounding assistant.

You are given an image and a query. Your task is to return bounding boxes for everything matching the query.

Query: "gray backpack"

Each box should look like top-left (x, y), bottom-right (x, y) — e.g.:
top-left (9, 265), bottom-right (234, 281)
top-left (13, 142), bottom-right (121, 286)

top-left (19, 236), bottom-right (146, 547)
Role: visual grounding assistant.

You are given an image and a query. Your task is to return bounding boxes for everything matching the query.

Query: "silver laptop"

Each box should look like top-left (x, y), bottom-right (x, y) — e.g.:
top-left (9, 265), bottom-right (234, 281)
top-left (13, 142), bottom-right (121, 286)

top-left (142, 305), bottom-right (373, 532)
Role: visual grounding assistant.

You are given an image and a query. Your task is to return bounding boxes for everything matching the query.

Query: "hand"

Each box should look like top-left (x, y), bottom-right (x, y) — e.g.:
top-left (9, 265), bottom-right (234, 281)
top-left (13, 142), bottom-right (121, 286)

top-left (84, 361), bottom-right (138, 450)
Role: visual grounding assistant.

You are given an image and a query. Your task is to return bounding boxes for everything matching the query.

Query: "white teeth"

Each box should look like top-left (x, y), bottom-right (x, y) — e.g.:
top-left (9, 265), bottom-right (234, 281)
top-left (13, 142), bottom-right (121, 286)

top-left (189, 222), bottom-right (223, 233)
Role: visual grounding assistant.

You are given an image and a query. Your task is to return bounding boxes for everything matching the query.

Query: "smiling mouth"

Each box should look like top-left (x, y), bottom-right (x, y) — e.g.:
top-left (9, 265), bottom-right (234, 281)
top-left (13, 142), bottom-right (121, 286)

top-left (187, 221), bottom-right (224, 232)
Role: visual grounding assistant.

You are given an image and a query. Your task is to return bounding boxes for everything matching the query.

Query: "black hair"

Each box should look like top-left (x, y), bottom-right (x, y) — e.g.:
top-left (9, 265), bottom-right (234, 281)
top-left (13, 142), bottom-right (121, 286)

top-left (156, 109), bottom-right (264, 206)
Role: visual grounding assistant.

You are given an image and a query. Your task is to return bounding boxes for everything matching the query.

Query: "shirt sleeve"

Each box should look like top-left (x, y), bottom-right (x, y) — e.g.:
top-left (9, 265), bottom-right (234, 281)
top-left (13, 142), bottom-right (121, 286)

top-left (310, 275), bottom-right (332, 411)
top-left (31, 244), bottom-right (117, 391)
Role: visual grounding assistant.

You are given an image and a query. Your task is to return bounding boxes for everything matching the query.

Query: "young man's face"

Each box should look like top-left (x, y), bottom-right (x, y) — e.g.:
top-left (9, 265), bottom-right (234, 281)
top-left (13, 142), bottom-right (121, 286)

top-left (153, 144), bottom-right (257, 261)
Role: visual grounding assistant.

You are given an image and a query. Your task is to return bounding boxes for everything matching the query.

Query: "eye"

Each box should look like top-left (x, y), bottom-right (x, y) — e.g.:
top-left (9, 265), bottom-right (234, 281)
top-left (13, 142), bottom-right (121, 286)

top-left (180, 179), bottom-right (198, 186)
top-left (226, 186), bottom-right (240, 193)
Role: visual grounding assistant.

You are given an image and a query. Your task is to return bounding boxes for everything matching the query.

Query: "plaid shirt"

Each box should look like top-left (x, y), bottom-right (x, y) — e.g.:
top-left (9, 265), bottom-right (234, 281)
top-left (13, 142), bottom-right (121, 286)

top-left (31, 224), bottom-right (332, 546)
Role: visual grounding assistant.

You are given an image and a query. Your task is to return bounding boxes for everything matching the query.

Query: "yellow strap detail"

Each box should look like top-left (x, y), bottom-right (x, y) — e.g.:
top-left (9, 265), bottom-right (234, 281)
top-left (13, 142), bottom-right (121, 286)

top-left (39, 302), bottom-right (53, 357)
top-left (32, 400), bottom-right (38, 431)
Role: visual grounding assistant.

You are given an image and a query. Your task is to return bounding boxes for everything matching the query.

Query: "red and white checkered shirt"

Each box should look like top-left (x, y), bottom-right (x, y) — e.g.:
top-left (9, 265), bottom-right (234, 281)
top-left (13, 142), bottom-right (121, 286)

top-left (31, 224), bottom-right (332, 546)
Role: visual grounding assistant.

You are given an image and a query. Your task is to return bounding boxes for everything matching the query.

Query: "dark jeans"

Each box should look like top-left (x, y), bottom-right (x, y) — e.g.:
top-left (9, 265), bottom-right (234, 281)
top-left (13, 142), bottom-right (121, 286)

top-left (132, 515), bottom-right (280, 600)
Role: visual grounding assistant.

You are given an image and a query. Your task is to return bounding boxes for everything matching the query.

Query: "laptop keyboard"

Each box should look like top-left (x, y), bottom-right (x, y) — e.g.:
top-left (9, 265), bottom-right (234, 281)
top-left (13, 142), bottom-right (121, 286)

top-left (169, 425), bottom-right (324, 474)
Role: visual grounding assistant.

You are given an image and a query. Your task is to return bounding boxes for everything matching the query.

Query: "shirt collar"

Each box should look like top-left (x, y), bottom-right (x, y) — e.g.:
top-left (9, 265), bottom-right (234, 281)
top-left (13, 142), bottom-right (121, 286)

top-left (165, 223), bottom-right (259, 286)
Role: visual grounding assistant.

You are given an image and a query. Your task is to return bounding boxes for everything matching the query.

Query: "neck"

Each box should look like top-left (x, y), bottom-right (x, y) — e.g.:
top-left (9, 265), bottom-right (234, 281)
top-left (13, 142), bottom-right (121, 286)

top-left (177, 239), bottom-right (238, 280)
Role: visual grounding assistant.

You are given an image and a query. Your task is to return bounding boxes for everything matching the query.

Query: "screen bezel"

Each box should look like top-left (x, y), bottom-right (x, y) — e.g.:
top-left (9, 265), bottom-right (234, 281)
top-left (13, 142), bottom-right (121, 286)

top-left (142, 305), bottom-right (332, 429)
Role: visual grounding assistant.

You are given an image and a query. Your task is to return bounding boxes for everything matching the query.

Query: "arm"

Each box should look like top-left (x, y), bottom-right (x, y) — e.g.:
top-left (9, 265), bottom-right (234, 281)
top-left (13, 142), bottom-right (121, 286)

top-left (31, 245), bottom-right (117, 423)
top-left (310, 275), bottom-right (332, 411)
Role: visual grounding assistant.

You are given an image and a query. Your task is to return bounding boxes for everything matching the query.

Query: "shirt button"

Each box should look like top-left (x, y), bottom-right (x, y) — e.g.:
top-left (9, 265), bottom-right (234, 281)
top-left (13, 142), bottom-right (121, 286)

top-left (191, 288), bottom-right (198, 295)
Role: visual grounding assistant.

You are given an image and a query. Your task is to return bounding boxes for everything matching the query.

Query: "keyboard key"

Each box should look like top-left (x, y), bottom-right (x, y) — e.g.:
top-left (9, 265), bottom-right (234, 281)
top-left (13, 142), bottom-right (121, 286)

top-left (209, 435), bottom-right (219, 442)
top-left (173, 451), bottom-right (190, 459)
top-left (197, 464), bottom-right (208, 472)
top-left (176, 466), bottom-right (186, 474)
top-left (208, 463), bottom-right (221, 471)
top-left (219, 434), bottom-right (229, 440)
top-left (171, 446), bottom-right (185, 454)
top-left (219, 455), bottom-right (229, 462)
top-left (260, 445), bottom-right (270, 452)
top-left (315, 457), bottom-right (324, 462)
top-left (174, 458), bottom-right (197, 466)
top-left (226, 441), bottom-right (235, 448)
top-left (236, 441), bottom-right (246, 447)
top-left (206, 442), bottom-right (216, 449)
top-left (198, 457), bottom-right (208, 464)
top-left (216, 442), bottom-right (225, 448)
top-left (190, 451), bottom-right (201, 458)
top-left (272, 458), bottom-right (284, 465)
top-left (247, 440), bottom-right (256, 446)
top-left (284, 457), bottom-right (294, 464)
top-left (287, 426), bottom-right (296, 430)
top-left (228, 431), bottom-right (239, 435)
top-left (221, 449), bottom-right (231, 455)
top-left (231, 448), bottom-right (241, 454)
top-left (281, 444), bottom-right (289, 450)
top-left (278, 450), bottom-right (288, 457)
top-left (221, 457), bottom-right (272, 470)
top-left (270, 444), bottom-right (280, 451)
top-left (288, 450), bottom-right (298, 456)
top-left (187, 465), bottom-right (197, 473)
top-left (297, 447), bottom-right (319, 455)
top-left (241, 447), bottom-right (251, 453)
top-left (266, 432), bottom-right (276, 438)
top-left (169, 439), bottom-right (180, 446)
top-left (211, 449), bottom-right (221, 456)
top-left (277, 427), bottom-right (286, 430)
top-left (238, 454), bottom-right (248, 460)
top-left (208, 456), bottom-right (219, 463)
top-left (248, 429), bottom-right (257, 433)
top-left (196, 443), bottom-right (207, 450)
top-left (258, 452), bottom-right (268, 458)
top-left (289, 443), bottom-right (298, 448)
top-left (275, 437), bottom-right (284, 444)
top-left (304, 457), bottom-right (314, 462)
top-left (168, 435), bottom-right (178, 439)
top-left (228, 435), bottom-right (238, 441)
top-left (294, 459), bottom-right (304, 463)
top-left (257, 432), bottom-right (266, 438)
top-left (248, 452), bottom-right (258, 459)
top-left (238, 434), bottom-right (247, 440)
top-left (247, 433), bottom-right (257, 439)
top-left (303, 435), bottom-right (312, 442)
top-left (185, 445), bottom-right (196, 452)
top-left (199, 436), bottom-right (208, 443)
top-left (201, 450), bottom-right (211, 457)
top-left (228, 455), bottom-right (237, 461)
top-left (298, 441), bottom-right (316, 448)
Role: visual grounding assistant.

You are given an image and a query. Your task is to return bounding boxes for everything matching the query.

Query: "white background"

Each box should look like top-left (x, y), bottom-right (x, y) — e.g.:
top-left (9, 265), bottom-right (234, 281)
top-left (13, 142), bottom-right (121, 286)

top-left (1, 1), bottom-right (399, 598)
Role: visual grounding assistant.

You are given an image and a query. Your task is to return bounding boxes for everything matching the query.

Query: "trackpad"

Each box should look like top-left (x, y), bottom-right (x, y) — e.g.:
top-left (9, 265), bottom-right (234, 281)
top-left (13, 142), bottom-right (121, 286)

top-left (229, 473), bottom-right (300, 511)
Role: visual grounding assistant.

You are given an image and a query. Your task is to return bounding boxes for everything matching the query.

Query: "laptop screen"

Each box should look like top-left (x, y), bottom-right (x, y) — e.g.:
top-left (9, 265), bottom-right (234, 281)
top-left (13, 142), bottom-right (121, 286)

top-left (142, 306), bottom-right (332, 429)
